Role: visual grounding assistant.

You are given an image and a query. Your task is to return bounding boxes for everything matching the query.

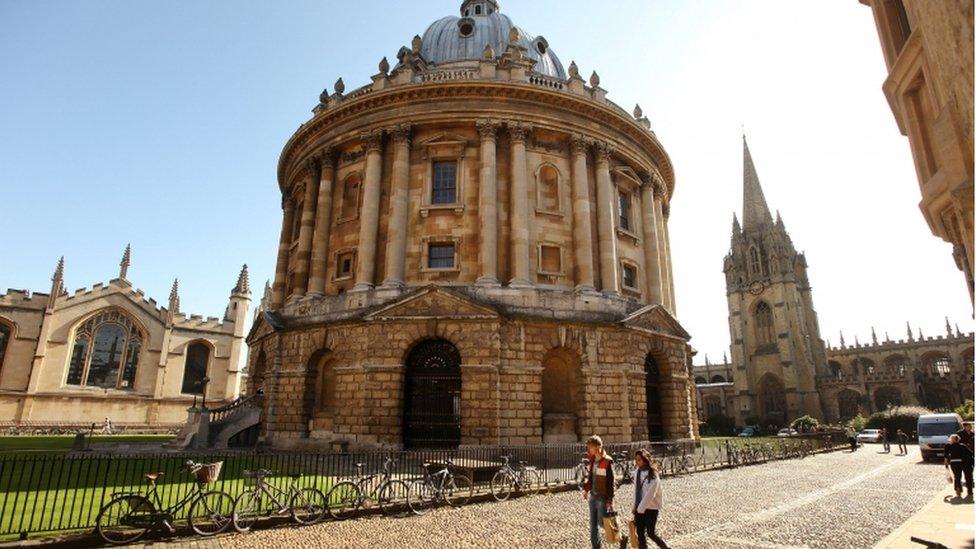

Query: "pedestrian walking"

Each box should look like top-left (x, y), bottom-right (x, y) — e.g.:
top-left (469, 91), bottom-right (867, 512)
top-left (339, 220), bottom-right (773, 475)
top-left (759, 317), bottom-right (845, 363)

top-left (846, 426), bottom-right (858, 452)
top-left (101, 417), bottom-right (113, 435)
top-left (944, 434), bottom-right (974, 500)
top-left (632, 449), bottom-right (669, 549)
top-left (896, 429), bottom-right (909, 455)
top-left (583, 435), bottom-right (615, 549)
top-left (880, 428), bottom-right (890, 453)
top-left (956, 422), bottom-right (974, 454)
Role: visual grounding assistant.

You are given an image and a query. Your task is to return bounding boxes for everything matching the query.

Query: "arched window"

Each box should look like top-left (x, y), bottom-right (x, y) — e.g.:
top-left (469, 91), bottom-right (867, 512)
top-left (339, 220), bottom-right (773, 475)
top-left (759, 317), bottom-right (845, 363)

top-left (705, 396), bottom-right (722, 418)
top-left (829, 360), bottom-right (843, 379)
top-left (0, 322), bottom-right (10, 373)
top-left (923, 352), bottom-right (952, 377)
top-left (962, 348), bottom-right (974, 371)
top-left (66, 310), bottom-right (142, 390)
top-left (837, 389), bottom-right (861, 419)
top-left (340, 173), bottom-right (361, 220)
top-left (884, 355), bottom-right (907, 376)
top-left (754, 301), bottom-right (775, 347)
top-left (711, 375), bottom-right (726, 383)
top-left (874, 386), bottom-right (902, 410)
top-left (536, 164), bottom-right (560, 212)
top-left (748, 246), bottom-right (764, 277)
top-left (181, 342), bottom-right (211, 395)
top-left (694, 376), bottom-right (707, 384)
top-left (858, 358), bottom-right (876, 375)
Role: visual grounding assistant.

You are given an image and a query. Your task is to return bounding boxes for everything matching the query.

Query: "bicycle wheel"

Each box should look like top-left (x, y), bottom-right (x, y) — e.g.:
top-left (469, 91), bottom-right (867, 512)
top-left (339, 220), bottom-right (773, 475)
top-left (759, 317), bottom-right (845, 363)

top-left (612, 461), bottom-right (626, 484)
top-left (445, 475), bottom-right (473, 507)
top-left (528, 469), bottom-right (548, 495)
top-left (407, 479), bottom-right (435, 515)
top-left (290, 487), bottom-right (327, 525)
top-left (377, 479), bottom-right (410, 516)
top-left (232, 490), bottom-right (263, 532)
top-left (189, 490), bottom-right (234, 536)
top-left (491, 470), bottom-right (514, 501)
top-left (96, 494), bottom-right (154, 545)
top-left (574, 465), bottom-right (587, 490)
top-left (325, 481), bottom-right (361, 521)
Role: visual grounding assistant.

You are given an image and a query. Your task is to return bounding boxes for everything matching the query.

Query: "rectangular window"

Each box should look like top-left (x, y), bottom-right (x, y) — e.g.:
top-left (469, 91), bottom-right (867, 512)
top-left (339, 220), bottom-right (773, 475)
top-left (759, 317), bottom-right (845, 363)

top-left (336, 252), bottom-right (354, 278)
top-left (428, 243), bottom-right (455, 269)
top-left (622, 264), bottom-right (638, 289)
top-left (540, 245), bottom-right (561, 274)
top-left (431, 161), bottom-right (458, 205)
top-left (618, 191), bottom-right (632, 232)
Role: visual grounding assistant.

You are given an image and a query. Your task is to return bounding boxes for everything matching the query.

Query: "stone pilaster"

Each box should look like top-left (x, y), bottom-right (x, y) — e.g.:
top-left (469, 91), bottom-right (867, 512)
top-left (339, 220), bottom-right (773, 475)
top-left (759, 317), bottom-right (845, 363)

top-left (476, 120), bottom-right (500, 286)
top-left (654, 197), bottom-right (672, 311)
top-left (291, 157), bottom-right (321, 298)
top-left (640, 174), bottom-right (664, 305)
top-left (271, 200), bottom-right (296, 308)
top-left (570, 135), bottom-right (596, 293)
top-left (308, 147), bottom-right (335, 296)
top-left (353, 130), bottom-right (384, 292)
top-left (594, 142), bottom-right (619, 295)
top-left (508, 122), bottom-right (532, 288)
top-left (382, 125), bottom-right (412, 288)
top-left (662, 203), bottom-right (676, 314)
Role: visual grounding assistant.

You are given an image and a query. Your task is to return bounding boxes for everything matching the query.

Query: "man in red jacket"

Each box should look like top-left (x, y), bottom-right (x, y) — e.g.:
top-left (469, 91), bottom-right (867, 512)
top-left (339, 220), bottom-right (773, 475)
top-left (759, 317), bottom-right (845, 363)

top-left (583, 435), bottom-right (615, 548)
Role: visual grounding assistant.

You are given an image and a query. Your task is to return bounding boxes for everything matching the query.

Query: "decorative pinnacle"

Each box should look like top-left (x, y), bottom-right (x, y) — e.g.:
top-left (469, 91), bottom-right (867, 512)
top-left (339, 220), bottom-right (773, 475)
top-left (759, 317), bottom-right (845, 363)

top-left (169, 278), bottom-right (180, 314)
top-left (589, 70), bottom-right (600, 88)
top-left (906, 321), bottom-right (913, 340)
top-left (411, 34), bottom-right (422, 52)
top-left (945, 316), bottom-right (952, 336)
top-left (233, 264), bottom-right (251, 295)
top-left (633, 104), bottom-right (643, 119)
top-left (378, 56), bottom-right (390, 74)
top-left (119, 243), bottom-right (131, 279)
top-left (839, 331), bottom-right (846, 347)
top-left (568, 60), bottom-right (579, 78)
top-left (871, 326), bottom-right (878, 345)
top-left (52, 256), bottom-right (64, 282)
top-left (334, 77), bottom-right (345, 95)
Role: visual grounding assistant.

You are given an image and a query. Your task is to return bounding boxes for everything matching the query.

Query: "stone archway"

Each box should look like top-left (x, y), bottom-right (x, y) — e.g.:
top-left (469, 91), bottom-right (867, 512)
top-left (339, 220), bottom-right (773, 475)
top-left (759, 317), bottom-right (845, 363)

top-left (837, 389), bottom-right (861, 420)
top-left (540, 347), bottom-right (581, 443)
top-left (403, 339), bottom-right (462, 448)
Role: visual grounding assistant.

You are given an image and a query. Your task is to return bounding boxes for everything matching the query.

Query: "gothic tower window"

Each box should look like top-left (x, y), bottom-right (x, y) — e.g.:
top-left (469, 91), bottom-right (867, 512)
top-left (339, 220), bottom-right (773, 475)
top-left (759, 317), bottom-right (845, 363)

top-left (66, 310), bottom-right (142, 390)
top-left (748, 246), bottom-right (763, 277)
top-left (0, 321), bottom-right (9, 373)
top-left (181, 341), bottom-right (211, 395)
top-left (754, 301), bottom-right (775, 347)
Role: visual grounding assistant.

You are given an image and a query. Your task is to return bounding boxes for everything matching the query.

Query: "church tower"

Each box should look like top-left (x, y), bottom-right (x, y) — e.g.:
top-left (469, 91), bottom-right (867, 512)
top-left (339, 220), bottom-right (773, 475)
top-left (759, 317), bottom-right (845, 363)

top-left (724, 136), bottom-right (827, 426)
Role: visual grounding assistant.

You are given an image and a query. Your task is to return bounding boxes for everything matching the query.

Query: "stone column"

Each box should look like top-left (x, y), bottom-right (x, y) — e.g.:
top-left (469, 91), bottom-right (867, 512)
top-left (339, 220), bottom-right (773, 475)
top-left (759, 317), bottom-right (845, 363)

top-left (570, 135), bottom-right (596, 293)
top-left (353, 130), bottom-right (384, 291)
top-left (476, 120), bottom-right (500, 286)
top-left (308, 148), bottom-right (335, 296)
top-left (662, 204), bottom-right (676, 314)
top-left (270, 200), bottom-right (295, 308)
top-left (654, 197), bottom-right (672, 311)
top-left (291, 157), bottom-right (321, 298)
top-left (508, 122), bottom-right (532, 288)
top-left (382, 125), bottom-right (411, 289)
top-left (639, 175), bottom-right (664, 305)
top-left (594, 142), bottom-right (619, 295)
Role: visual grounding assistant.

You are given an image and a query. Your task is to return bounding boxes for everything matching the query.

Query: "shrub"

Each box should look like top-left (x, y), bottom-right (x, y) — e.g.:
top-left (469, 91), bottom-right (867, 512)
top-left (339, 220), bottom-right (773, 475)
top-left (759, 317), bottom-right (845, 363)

top-left (954, 399), bottom-right (974, 421)
top-left (791, 415), bottom-right (819, 432)
top-left (704, 413), bottom-right (736, 436)
top-left (847, 413), bottom-right (868, 432)
top-left (865, 405), bottom-right (933, 435)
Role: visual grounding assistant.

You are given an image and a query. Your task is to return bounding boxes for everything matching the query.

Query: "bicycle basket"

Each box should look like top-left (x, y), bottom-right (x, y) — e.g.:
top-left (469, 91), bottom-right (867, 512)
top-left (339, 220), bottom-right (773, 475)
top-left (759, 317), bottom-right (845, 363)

top-left (194, 461), bottom-right (223, 484)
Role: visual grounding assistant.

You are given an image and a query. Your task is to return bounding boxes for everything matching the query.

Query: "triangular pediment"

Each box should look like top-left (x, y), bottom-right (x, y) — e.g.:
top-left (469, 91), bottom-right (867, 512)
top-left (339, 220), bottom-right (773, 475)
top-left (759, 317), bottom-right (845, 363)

top-left (416, 132), bottom-right (469, 148)
top-left (246, 311), bottom-right (279, 343)
top-left (621, 304), bottom-right (691, 340)
top-left (364, 285), bottom-right (499, 321)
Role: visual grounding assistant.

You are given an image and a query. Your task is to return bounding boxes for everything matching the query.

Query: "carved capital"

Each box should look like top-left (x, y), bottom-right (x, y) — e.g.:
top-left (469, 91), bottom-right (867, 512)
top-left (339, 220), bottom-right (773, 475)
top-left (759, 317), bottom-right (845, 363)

top-left (650, 172), bottom-right (666, 199)
top-left (594, 141), bottom-right (615, 162)
top-left (360, 130), bottom-right (383, 153)
top-left (388, 124), bottom-right (412, 146)
top-left (570, 134), bottom-right (591, 155)
top-left (661, 202), bottom-right (670, 219)
top-left (506, 121), bottom-right (532, 144)
top-left (304, 155), bottom-right (321, 178)
top-left (476, 119), bottom-right (500, 141)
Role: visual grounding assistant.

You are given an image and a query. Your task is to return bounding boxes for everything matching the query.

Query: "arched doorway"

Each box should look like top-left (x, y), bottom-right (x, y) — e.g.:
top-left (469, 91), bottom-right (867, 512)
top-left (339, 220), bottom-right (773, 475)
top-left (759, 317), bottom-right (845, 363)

top-left (758, 374), bottom-right (786, 426)
top-left (645, 354), bottom-right (664, 441)
top-left (837, 389), bottom-right (861, 420)
top-left (403, 339), bottom-right (462, 448)
top-left (541, 348), bottom-right (581, 443)
top-left (874, 386), bottom-right (902, 410)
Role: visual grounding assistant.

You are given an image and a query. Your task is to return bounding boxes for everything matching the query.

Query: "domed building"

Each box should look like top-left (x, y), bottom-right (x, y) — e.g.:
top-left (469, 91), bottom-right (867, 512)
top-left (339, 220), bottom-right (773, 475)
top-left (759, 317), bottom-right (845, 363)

top-left (247, 0), bottom-right (698, 450)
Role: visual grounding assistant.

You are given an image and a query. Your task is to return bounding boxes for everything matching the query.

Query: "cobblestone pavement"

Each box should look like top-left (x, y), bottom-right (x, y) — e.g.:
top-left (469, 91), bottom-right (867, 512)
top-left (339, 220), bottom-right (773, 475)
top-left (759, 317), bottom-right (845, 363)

top-left (146, 446), bottom-right (945, 549)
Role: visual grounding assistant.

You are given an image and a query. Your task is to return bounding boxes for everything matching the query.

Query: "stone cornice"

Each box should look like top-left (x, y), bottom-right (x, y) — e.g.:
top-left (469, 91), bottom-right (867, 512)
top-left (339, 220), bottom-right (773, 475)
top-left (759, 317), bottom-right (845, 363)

top-left (278, 81), bottom-right (675, 199)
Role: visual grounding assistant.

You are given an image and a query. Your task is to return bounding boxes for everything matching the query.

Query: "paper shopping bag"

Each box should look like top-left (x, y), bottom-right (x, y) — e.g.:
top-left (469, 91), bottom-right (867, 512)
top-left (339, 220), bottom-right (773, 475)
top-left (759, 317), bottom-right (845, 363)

top-left (629, 519), bottom-right (639, 548)
top-left (603, 512), bottom-right (620, 544)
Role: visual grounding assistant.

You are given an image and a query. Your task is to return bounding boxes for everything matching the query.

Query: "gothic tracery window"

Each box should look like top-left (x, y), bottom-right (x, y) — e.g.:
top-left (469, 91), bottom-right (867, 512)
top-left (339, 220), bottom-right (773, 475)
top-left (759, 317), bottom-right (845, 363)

top-left (754, 301), bottom-right (775, 347)
top-left (66, 310), bottom-right (142, 390)
top-left (181, 342), bottom-right (211, 395)
top-left (0, 322), bottom-right (10, 372)
top-left (748, 246), bottom-right (764, 277)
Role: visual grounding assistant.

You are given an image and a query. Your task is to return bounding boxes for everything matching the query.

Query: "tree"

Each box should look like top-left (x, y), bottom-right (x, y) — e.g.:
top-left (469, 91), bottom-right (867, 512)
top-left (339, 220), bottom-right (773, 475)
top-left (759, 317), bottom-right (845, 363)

top-left (847, 413), bottom-right (868, 432)
top-left (955, 399), bottom-right (974, 421)
top-left (791, 415), bottom-right (819, 432)
top-left (864, 405), bottom-right (933, 435)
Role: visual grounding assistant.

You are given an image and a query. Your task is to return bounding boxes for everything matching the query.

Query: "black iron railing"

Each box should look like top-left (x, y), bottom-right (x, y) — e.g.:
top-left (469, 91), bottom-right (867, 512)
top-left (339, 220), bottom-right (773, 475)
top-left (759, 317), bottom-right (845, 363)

top-left (0, 432), bottom-right (847, 539)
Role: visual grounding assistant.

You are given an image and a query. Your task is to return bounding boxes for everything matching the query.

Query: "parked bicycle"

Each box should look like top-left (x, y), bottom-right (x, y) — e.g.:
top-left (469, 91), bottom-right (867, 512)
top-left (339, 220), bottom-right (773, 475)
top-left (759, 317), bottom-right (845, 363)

top-left (231, 469), bottom-right (327, 531)
top-left (95, 460), bottom-right (231, 545)
top-left (407, 459), bottom-right (473, 515)
top-left (611, 451), bottom-right (634, 487)
top-left (574, 453), bottom-right (589, 490)
top-left (490, 455), bottom-right (546, 501)
top-left (326, 457), bottom-right (410, 520)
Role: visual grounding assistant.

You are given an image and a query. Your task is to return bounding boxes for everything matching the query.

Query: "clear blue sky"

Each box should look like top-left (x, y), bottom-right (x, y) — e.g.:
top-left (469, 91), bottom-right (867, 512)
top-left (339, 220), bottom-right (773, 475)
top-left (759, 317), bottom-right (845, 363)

top-left (1, 1), bottom-right (972, 359)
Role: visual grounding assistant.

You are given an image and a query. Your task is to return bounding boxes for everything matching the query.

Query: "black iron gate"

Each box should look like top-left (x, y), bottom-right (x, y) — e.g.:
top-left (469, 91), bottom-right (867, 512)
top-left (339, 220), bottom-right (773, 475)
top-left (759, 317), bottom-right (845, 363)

top-left (645, 354), bottom-right (664, 441)
top-left (403, 339), bottom-right (462, 448)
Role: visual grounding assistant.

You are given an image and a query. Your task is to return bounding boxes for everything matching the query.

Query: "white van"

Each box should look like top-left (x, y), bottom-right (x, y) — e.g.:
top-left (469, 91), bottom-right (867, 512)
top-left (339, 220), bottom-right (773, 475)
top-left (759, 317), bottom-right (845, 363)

top-left (917, 413), bottom-right (963, 461)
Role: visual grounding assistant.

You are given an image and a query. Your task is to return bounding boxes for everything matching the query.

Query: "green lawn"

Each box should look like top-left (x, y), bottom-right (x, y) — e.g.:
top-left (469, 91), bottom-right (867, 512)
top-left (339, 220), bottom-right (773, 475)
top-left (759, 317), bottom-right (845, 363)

top-left (0, 435), bottom-right (175, 453)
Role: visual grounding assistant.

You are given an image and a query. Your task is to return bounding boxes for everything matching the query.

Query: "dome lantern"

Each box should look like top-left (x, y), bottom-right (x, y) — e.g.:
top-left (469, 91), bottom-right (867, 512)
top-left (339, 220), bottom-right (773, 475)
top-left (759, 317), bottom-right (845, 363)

top-left (461, 0), bottom-right (500, 17)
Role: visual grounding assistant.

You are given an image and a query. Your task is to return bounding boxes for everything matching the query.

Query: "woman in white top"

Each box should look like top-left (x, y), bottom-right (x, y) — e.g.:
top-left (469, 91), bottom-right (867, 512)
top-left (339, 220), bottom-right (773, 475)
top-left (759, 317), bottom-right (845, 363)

top-left (632, 449), bottom-right (669, 549)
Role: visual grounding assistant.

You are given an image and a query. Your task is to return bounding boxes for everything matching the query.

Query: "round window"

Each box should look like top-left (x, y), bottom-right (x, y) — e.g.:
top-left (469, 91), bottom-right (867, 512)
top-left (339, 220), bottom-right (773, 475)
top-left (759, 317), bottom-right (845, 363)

top-left (535, 37), bottom-right (549, 55)
top-left (458, 18), bottom-right (475, 38)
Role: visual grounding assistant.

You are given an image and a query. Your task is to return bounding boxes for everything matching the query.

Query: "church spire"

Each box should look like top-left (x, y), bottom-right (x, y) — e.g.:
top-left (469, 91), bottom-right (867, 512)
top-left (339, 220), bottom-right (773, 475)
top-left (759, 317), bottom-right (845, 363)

top-left (119, 243), bottom-right (131, 280)
top-left (742, 134), bottom-right (774, 229)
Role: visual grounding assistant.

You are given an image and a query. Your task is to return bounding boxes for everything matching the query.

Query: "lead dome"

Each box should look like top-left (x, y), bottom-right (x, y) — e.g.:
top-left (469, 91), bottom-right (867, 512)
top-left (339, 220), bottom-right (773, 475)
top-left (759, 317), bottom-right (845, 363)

top-left (418, 0), bottom-right (566, 79)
